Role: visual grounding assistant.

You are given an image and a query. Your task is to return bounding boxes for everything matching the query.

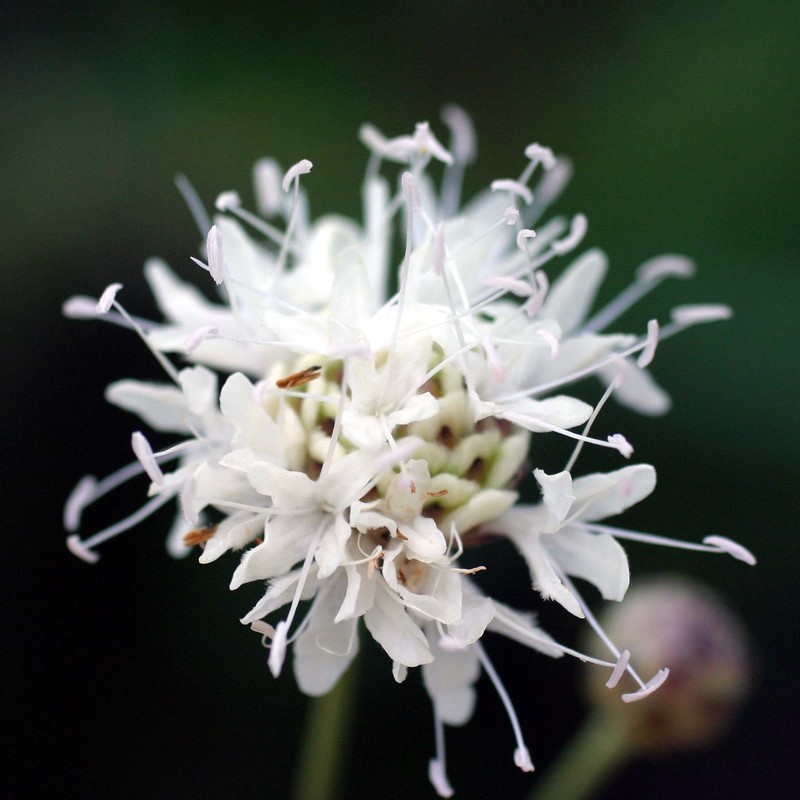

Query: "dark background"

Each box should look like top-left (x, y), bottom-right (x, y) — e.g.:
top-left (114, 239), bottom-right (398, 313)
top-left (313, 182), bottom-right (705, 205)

top-left (3, 2), bottom-right (798, 798)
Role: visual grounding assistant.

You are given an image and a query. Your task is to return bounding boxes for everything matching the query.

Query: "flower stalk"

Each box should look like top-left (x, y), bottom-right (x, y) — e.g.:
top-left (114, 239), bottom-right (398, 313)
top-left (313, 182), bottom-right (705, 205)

top-left (292, 661), bottom-right (359, 800)
top-left (528, 712), bottom-right (630, 800)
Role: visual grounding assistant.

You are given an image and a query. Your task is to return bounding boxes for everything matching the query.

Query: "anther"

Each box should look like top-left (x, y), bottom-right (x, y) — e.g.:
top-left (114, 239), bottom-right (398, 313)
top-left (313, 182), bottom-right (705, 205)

top-left (276, 365), bottom-right (322, 389)
top-left (637, 319), bottom-right (659, 368)
top-left (183, 525), bottom-right (218, 547)
top-left (491, 179), bottom-right (533, 205)
top-left (282, 159), bottom-right (313, 192)
top-left (96, 283), bottom-right (123, 314)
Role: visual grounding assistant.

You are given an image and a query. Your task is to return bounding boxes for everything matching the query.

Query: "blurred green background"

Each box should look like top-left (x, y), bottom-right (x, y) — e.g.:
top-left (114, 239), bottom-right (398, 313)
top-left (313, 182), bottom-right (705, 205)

top-left (3, 1), bottom-right (798, 798)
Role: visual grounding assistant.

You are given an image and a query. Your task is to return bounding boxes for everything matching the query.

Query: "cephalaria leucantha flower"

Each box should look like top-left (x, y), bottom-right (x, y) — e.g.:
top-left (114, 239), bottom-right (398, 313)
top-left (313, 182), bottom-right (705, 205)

top-left (64, 106), bottom-right (754, 796)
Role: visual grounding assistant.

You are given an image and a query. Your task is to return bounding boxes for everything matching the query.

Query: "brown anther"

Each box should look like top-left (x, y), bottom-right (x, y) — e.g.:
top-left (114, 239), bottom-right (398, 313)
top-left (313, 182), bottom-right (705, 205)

top-left (276, 365), bottom-right (322, 389)
top-left (397, 569), bottom-right (407, 585)
top-left (409, 481), bottom-right (417, 494)
top-left (396, 530), bottom-right (409, 541)
top-left (454, 565), bottom-right (487, 575)
top-left (427, 489), bottom-right (448, 498)
top-left (183, 525), bottom-right (218, 547)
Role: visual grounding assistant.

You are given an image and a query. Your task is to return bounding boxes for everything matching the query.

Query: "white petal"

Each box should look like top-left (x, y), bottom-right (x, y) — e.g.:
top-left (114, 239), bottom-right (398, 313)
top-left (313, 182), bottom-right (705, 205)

top-left (314, 514), bottom-right (351, 578)
top-left (502, 395), bottom-right (593, 433)
top-left (501, 524), bottom-right (584, 618)
top-left (443, 594), bottom-right (495, 648)
top-left (597, 359), bottom-right (672, 416)
top-left (199, 514), bottom-right (264, 564)
top-left (177, 365), bottom-right (218, 418)
top-left (229, 514), bottom-right (318, 587)
top-left (534, 469), bottom-right (574, 530)
top-left (364, 584), bottom-right (433, 666)
top-left (542, 248), bottom-right (607, 334)
top-left (486, 598), bottom-right (563, 658)
top-left (294, 574), bottom-right (359, 696)
top-left (399, 515), bottom-right (447, 560)
top-left (573, 464), bottom-right (656, 522)
top-left (105, 380), bottom-right (191, 434)
top-left (240, 566), bottom-right (321, 624)
top-left (542, 527), bottom-right (629, 601)
top-left (422, 636), bottom-right (480, 725)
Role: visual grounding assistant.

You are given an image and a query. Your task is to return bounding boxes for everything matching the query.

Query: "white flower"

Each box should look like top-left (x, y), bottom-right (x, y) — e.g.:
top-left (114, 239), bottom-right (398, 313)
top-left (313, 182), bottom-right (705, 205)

top-left (65, 107), bottom-right (753, 796)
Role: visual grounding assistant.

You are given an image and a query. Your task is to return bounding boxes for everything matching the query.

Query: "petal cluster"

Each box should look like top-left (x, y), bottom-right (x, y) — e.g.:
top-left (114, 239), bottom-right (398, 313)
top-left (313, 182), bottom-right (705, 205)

top-left (64, 108), bottom-right (752, 795)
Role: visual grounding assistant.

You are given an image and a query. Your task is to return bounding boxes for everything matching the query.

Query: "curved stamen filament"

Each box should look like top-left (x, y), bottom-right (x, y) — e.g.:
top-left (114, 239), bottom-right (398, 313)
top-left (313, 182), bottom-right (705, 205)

top-left (67, 490), bottom-right (176, 563)
top-left (474, 641), bottom-right (534, 772)
top-left (580, 522), bottom-right (756, 564)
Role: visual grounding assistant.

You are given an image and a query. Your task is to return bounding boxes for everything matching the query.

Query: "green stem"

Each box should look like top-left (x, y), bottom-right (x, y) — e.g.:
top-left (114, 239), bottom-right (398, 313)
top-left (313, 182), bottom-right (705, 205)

top-left (527, 712), bottom-right (632, 800)
top-left (291, 662), bottom-right (358, 800)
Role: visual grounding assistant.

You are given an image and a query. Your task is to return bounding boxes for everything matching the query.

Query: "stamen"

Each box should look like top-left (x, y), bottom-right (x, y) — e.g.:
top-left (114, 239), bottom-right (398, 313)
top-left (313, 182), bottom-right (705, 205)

top-left (564, 373), bottom-right (622, 472)
top-left (250, 620), bottom-right (277, 646)
top-left (495, 325), bottom-right (654, 403)
top-left (441, 104), bottom-right (476, 165)
top-left (184, 324), bottom-right (220, 354)
top-left (281, 159), bottom-right (313, 192)
top-left (474, 641), bottom-right (534, 773)
top-left (551, 213), bottom-right (587, 255)
top-left (536, 328), bottom-right (559, 358)
top-left (268, 519), bottom-right (325, 677)
top-left (63, 456), bottom-right (168, 532)
top-left (65, 490), bottom-right (175, 562)
top-left (622, 669), bottom-right (670, 703)
top-left (605, 649), bottom-right (630, 688)
top-left (431, 223), bottom-right (446, 276)
top-left (491, 179), bottom-right (533, 205)
top-left (378, 173), bottom-right (419, 408)
top-left (274, 159), bottom-right (312, 280)
top-left (582, 523), bottom-right (756, 565)
top-left (109, 296), bottom-right (181, 385)
top-left (275, 365), bottom-right (322, 390)
top-left (491, 604), bottom-right (623, 667)
top-left (557, 569), bottom-right (668, 699)
top-left (189, 225), bottom-right (225, 285)
top-left (523, 270), bottom-right (548, 317)
top-left (670, 304), bottom-right (733, 326)
top-left (483, 275), bottom-right (532, 297)
top-left (482, 333), bottom-right (506, 383)
top-left (523, 143), bottom-right (557, 171)
top-left (67, 534), bottom-right (100, 564)
top-left (96, 283), bottom-right (123, 314)
top-left (702, 535), bottom-right (757, 565)
top-left (215, 191), bottom-right (241, 212)
top-left (63, 475), bottom-right (98, 532)
top-left (174, 173), bottom-right (211, 238)
top-left (253, 158), bottom-right (284, 217)
top-left (500, 408), bottom-right (633, 457)
top-left (637, 319), bottom-right (659, 368)
top-left (516, 228), bottom-right (536, 253)
top-left (428, 705), bottom-right (455, 798)
top-left (582, 255), bottom-right (694, 334)
top-left (219, 199), bottom-right (290, 250)
top-left (183, 525), bottom-right (218, 547)
top-left (131, 431), bottom-right (164, 485)
top-left (440, 104), bottom-right (475, 217)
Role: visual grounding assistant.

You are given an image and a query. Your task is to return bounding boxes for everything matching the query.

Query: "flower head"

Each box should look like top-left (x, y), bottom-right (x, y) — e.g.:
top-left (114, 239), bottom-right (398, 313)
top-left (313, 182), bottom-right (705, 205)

top-left (64, 108), bottom-right (753, 795)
